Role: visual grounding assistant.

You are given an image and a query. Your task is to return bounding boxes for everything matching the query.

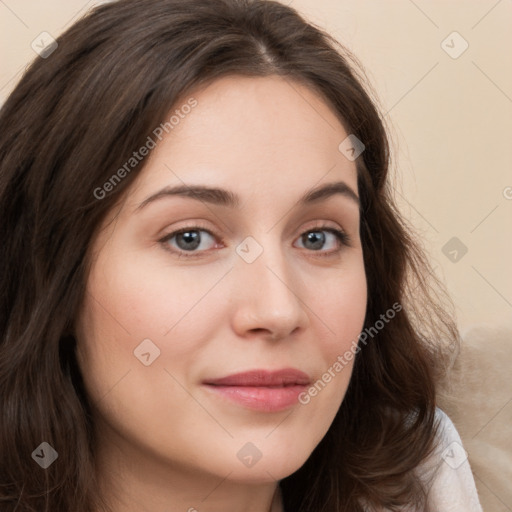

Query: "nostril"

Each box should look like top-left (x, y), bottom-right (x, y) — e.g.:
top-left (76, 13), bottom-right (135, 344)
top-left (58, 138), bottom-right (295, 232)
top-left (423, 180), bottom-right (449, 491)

top-left (249, 327), bottom-right (273, 336)
top-left (245, 327), bottom-right (283, 342)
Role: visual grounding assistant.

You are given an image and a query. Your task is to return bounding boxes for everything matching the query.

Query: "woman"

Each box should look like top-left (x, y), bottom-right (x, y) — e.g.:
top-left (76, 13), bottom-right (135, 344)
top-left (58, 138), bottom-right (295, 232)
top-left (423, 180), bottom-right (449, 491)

top-left (0, 0), bottom-right (483, 511)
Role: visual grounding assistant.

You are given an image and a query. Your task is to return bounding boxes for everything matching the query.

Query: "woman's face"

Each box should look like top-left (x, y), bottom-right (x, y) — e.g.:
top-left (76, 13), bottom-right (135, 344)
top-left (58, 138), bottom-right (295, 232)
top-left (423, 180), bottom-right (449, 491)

top-left (76, 75), bottom-right (367, 485)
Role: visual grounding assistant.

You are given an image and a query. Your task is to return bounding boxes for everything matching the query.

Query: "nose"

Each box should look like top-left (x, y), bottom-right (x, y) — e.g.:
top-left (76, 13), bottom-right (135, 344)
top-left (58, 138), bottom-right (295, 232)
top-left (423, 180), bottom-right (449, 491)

top-left (230, 241), bottom-right (310, 341)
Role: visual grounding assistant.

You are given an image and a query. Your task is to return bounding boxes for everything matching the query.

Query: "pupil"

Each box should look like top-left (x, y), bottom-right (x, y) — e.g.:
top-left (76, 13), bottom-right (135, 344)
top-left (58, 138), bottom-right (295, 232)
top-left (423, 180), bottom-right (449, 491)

top-left (177, 231), bottom-right (201, 250)
top-left (304, 231), bottom-right (325, 250)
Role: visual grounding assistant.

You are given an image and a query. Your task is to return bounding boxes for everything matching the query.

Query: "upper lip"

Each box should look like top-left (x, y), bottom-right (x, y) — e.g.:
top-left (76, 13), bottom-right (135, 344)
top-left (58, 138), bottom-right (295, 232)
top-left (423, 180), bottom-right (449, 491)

top-left (203, 368), bottom-right (311, 387)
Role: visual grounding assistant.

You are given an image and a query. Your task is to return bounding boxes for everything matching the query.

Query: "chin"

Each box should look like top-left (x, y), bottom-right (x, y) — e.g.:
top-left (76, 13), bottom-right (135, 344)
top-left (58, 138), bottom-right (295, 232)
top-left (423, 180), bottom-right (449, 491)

top-left (220, 457), bottom-right (308, 484)
top-left (205, 438), bottom-right (316, 483)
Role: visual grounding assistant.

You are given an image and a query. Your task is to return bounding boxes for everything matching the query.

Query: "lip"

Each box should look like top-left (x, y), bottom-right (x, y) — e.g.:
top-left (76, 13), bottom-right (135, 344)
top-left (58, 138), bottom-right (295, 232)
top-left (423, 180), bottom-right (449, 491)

top-left (202, 368), bottom-right (311, 412)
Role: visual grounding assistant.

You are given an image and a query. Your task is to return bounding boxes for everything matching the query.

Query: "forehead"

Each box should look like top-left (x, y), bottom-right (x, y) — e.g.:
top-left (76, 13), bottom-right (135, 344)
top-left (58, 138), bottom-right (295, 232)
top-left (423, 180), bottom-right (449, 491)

top-left (126, 75), bottom-right (358, 208)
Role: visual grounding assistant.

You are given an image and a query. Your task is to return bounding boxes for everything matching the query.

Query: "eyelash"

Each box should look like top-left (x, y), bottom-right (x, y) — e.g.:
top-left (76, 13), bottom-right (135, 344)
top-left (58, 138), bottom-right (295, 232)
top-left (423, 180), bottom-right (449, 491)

top-left (159, 223), bottom-right (352, 258)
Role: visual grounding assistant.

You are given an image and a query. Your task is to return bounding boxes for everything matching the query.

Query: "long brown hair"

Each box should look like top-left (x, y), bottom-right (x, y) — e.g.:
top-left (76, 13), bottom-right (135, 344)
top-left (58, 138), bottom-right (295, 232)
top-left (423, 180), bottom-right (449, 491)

top-left (0, 0), bottom-right (459, 510)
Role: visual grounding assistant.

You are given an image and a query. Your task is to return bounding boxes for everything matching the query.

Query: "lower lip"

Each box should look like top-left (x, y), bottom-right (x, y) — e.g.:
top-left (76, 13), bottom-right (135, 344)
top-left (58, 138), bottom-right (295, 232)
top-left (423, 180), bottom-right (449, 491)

top-left (203, 384), bottom-right (307, 412)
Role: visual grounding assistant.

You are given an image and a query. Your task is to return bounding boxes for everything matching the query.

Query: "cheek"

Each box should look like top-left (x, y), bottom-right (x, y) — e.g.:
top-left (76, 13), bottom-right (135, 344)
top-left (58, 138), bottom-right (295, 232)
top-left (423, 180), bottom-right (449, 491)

top-left (76, 244), bottom-right (231, 398)
top-left (75, 249), bottom-right (230, 437)
top-left (86, 242), bottom-right (226, 340)
top-left (313, 262), bottom-right (367, 352)
top-left (302, 262), bottom-right (367, 402)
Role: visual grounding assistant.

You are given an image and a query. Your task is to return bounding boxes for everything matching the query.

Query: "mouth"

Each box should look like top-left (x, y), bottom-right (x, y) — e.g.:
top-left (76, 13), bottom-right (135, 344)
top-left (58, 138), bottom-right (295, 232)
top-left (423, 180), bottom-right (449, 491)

top-left (202, 368), bottom-right (311, 412)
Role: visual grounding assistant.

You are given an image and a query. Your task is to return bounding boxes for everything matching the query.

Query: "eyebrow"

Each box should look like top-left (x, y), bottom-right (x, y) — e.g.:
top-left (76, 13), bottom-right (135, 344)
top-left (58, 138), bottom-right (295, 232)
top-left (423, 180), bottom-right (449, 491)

top-left (135, 180), bottom-right (360, 211)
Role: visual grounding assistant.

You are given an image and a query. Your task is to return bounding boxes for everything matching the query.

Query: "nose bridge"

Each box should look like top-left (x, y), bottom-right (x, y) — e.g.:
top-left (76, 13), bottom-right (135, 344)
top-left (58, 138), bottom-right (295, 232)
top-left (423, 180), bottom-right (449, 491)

top-left (231, 234), bottom-right (308, 337)
top-left (240, 234), bottom-right (294, 298)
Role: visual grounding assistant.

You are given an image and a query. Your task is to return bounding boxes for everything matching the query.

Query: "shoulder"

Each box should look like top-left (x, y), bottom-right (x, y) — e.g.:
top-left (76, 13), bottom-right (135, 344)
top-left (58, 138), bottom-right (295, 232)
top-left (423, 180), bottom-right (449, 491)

top-left (415, 407), bottom-right (483, 512)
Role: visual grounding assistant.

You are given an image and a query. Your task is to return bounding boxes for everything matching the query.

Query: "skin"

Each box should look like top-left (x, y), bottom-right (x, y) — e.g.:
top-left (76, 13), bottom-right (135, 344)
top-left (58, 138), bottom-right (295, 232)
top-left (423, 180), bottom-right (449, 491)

top-left (76, 75), bottom-right (368, 512)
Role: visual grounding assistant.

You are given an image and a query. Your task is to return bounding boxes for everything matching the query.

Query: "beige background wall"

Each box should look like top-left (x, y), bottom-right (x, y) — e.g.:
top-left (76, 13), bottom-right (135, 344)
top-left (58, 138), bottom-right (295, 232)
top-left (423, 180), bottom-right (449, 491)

top-left (1, 0), bottom-right (511, 510)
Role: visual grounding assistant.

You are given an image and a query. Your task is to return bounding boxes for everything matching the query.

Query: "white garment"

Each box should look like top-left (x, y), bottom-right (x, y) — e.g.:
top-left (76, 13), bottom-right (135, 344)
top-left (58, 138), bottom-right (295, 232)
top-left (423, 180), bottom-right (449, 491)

top-left (419, 407), bottom-right (483, 512)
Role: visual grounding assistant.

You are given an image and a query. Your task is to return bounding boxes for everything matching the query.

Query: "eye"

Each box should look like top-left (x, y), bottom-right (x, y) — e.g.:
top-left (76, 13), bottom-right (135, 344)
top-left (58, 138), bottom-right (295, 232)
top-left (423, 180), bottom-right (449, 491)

top-left (294, 228), bottom-right (350, 252)
top-left (161, 228), bottom-right (219, 254)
